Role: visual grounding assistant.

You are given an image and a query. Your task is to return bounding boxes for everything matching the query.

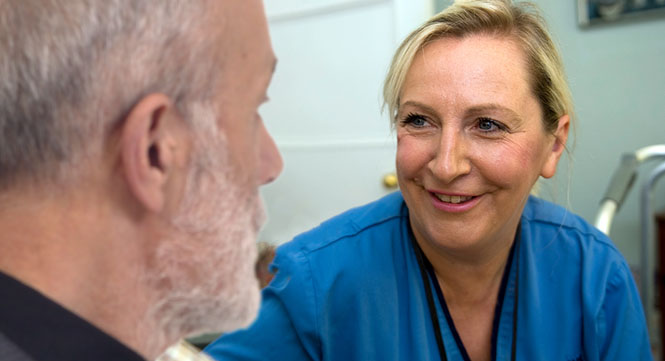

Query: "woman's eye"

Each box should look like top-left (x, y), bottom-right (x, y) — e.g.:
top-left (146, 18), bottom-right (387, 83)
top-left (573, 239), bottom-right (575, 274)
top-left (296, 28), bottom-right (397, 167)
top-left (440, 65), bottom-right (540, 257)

top-left (402, 113), bottom-right (429, 127)
top-left (477, 117), bottom-right (503, 132)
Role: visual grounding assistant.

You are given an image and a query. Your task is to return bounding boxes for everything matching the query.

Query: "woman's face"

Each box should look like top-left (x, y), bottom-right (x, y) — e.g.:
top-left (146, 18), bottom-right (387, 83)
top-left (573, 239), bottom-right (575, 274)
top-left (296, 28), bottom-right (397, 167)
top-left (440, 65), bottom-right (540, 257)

top-left (396, 34), bottom-right (568, 256)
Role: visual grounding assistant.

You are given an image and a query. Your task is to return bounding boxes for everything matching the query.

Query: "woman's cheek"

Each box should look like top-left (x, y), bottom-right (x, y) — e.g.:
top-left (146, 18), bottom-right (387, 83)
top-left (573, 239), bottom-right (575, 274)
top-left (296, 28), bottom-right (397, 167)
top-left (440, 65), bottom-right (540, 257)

top-left (474, 140), bottom-right (542, 189)
top-left (396, 136), bottom-right (433, 179)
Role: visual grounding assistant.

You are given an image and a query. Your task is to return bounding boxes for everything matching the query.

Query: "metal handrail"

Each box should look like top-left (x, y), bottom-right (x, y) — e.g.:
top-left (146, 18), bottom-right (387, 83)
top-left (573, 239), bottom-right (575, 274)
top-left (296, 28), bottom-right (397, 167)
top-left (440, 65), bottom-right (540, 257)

top-left (595, 146), bottom-right (665, 235)
top-left (594, 144), bottom-right (665, 339)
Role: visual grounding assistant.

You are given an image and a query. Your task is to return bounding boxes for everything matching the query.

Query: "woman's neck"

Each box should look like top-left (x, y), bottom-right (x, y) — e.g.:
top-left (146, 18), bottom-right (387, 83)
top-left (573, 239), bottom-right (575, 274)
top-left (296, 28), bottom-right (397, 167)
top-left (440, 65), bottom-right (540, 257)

top-left (413, 223), bottom-right (516, 306)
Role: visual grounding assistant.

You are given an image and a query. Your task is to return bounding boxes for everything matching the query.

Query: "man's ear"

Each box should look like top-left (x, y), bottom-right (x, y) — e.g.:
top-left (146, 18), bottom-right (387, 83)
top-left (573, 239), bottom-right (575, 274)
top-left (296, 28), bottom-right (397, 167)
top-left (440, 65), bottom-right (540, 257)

top-left (540, 114), bottom-right (570, 179)
top-left (121, 93), bottom-right (189, 213)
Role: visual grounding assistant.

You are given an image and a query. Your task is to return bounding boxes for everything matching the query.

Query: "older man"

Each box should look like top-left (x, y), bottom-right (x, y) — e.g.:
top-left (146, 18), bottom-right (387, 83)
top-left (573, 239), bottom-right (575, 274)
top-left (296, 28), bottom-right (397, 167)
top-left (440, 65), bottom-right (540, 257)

top-left (0, 0), bottom-right (281, 360)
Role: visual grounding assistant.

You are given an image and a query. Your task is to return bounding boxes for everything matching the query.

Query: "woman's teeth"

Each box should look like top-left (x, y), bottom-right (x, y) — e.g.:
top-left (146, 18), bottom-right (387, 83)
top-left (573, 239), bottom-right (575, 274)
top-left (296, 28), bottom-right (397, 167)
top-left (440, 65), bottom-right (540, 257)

top-left (435, 194), bottom-right (473, 204)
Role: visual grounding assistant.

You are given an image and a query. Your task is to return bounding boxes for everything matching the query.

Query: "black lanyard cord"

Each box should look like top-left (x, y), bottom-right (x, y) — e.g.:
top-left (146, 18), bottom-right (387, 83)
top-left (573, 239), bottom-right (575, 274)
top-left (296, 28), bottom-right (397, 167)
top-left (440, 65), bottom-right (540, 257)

top-left (410, 229), bottom-right (519, 361)
top-left (411, 234), bottom-right (447, 361)
top-left (510, 239), bottom-right (519, 361)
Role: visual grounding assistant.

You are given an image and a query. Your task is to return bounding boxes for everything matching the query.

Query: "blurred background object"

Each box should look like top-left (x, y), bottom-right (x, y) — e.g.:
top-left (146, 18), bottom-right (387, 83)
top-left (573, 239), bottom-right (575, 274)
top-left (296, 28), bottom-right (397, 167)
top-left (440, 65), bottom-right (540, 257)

top-left (256, 242), bottom-right (277, 288)
top-left (578, 0), bottom-right (665, 26)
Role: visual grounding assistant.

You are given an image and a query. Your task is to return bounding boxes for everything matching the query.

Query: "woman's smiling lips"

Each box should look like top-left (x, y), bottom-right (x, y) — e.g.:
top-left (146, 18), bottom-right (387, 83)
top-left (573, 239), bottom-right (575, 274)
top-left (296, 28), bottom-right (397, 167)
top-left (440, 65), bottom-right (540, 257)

top-left (428, 190), bottom-right (482, 213)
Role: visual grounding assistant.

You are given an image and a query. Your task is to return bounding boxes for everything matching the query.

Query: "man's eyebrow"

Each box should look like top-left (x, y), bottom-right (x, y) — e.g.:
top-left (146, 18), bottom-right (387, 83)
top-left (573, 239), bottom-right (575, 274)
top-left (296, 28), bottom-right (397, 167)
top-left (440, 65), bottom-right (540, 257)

top-left (261, 57), bottom-right (278, 103)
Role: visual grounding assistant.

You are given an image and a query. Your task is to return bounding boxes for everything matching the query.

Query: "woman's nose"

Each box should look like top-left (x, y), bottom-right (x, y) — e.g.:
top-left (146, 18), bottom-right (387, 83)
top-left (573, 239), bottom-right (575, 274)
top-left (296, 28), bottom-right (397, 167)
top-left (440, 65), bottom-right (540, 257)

top-left (428, 129), bottom-right (471, 183)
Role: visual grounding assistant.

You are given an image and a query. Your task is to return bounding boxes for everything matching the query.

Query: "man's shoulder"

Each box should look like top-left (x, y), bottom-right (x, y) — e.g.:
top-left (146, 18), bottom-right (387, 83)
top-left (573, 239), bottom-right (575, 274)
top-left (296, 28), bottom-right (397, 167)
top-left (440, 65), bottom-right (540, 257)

top-left (278, 191), bottom-right (406, 257)
top-left (0, 272), bottom-right (146, 361)
top-left (0, 332), bottom-right (35, 361)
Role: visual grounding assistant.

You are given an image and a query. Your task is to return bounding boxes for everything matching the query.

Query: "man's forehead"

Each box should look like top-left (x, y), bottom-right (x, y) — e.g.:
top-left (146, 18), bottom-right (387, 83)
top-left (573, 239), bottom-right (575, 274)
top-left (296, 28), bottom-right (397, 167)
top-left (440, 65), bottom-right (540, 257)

top-left (201, 0), bottom-right (274, 105)
top-left (210, 1), bottom-right (270, 50)
top-left (213, 0), bottom-right (273, 68)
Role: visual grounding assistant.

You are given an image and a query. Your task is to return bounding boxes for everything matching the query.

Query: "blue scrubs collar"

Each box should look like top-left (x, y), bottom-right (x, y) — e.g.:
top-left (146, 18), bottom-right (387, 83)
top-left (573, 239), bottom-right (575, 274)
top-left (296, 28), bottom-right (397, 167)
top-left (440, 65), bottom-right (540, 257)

top-left (409, 223), bottom-right (521, 361)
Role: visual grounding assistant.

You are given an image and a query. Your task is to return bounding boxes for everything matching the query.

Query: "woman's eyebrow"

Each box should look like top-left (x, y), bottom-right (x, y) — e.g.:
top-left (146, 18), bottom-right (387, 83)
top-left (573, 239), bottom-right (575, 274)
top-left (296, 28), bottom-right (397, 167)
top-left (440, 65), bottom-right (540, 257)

top-left (466, 104), bottom-right (524, 123)
top-left (399, 100), bottom-right (438, 115)
top-left (399, 101), bottom-right (525, 124)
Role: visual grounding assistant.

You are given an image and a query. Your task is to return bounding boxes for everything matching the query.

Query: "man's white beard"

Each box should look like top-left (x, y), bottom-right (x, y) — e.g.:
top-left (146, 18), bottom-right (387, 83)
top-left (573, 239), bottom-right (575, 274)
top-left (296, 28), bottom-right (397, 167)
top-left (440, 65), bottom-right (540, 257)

top-left (144, 105), bottom-right (264, 353)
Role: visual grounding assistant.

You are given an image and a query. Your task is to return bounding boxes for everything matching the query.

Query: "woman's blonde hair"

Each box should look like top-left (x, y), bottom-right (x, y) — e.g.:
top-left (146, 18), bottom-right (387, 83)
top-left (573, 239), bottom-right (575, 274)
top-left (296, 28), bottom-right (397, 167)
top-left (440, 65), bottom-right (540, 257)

top-left (383, 0), bottom-right (573, 134)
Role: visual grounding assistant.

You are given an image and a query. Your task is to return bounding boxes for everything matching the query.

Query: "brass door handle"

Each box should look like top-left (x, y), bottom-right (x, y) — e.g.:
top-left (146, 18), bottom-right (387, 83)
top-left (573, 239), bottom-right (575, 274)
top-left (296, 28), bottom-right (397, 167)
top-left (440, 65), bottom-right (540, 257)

top-left (383, 173), bottom-right (399, 189)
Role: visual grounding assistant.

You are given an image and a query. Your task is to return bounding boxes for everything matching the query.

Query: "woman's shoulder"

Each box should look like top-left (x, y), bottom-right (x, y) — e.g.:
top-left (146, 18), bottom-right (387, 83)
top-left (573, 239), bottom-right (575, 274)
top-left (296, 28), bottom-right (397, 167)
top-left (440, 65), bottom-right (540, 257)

top-left (523, 196), bottom-right (609, 241)
top-left (521, 195), bottom-right (626, 267)
top-left (268, 192), bottom-right (412, 307)
top-left (277, 191), bottom-right (408, 258)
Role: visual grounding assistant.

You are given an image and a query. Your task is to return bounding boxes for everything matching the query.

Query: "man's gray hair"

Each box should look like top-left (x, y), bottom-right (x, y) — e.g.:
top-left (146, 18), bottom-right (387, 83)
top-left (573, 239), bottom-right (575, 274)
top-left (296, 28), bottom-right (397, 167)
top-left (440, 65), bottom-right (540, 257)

top-left (0, 0), bottom-right (218, 189)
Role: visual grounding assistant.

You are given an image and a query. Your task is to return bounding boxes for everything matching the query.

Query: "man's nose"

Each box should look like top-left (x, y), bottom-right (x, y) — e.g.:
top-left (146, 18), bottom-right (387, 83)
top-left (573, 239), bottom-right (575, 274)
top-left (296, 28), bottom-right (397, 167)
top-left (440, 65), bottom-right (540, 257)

top-left (428, 128), bottom-right (471, 183)
top-left (259, 123), bottom-right (283, 185)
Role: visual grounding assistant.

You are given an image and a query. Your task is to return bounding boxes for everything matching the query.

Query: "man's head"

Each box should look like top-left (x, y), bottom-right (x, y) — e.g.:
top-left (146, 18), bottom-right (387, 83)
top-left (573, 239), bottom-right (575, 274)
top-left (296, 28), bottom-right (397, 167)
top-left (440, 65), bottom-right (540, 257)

top-left (0, 0), bottom-right (281, 358)
top-left (0, 1), bottom-right (203, 187)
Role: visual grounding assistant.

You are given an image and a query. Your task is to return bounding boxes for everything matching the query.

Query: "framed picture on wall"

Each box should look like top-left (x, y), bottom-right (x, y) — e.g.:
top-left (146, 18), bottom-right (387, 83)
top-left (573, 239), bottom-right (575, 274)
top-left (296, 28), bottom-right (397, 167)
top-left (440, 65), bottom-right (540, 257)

top-left (578, 0), bottom-right (665, 26)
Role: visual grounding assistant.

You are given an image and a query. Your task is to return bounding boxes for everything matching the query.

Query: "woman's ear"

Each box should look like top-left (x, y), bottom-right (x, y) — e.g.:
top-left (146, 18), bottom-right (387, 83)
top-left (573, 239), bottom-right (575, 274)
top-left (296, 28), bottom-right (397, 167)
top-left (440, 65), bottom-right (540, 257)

top-left (120, 93), bottom-right (190, 213)
top-left (540, 114), bottom-right (570, 179)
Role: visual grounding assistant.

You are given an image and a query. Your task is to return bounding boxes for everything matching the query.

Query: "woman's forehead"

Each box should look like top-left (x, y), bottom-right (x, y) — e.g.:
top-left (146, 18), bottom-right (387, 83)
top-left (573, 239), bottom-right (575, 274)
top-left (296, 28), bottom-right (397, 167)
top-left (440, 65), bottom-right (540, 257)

top-left (398, 34), bottom-right (543, 123)
top-left (401, 35), bottom-right (532, 102)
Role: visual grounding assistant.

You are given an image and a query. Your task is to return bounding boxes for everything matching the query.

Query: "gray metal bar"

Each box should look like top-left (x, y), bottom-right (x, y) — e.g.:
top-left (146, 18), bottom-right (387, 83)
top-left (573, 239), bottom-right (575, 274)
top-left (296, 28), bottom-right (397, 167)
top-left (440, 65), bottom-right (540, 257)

top-left (594, 145), bottom-right (665, 235)
top-left (594, 200), bottom-right (618, 235)
top-left (640, 161), bottom-right (665, 336)
top-left (602, 154), bottom-right (638, 207)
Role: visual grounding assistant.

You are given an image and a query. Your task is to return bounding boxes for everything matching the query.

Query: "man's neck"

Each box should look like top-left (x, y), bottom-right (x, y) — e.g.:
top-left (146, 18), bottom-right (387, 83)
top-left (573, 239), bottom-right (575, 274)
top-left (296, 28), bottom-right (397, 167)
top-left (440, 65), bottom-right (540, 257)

top-left (0, 188), bottom-right (160, 359)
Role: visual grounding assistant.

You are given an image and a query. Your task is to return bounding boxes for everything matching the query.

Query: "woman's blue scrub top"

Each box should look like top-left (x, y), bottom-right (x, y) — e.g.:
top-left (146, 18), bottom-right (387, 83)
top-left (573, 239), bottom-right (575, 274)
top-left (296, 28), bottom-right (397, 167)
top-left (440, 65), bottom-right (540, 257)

top-left (205, 192), bottom-right (652, 361)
